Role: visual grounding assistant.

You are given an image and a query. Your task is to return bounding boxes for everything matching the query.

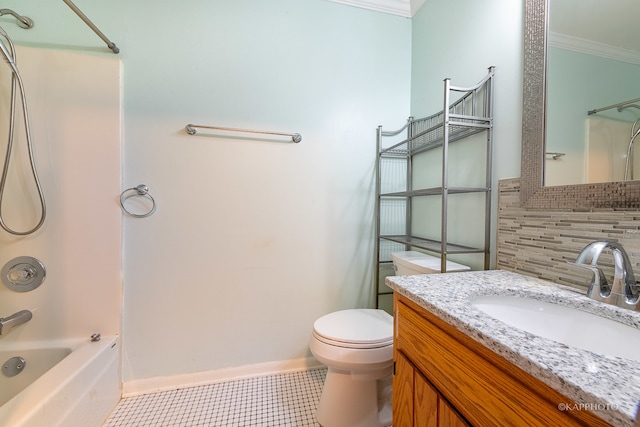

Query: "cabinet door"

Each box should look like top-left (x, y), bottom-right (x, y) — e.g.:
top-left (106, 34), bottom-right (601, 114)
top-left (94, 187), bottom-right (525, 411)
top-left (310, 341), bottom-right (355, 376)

top-left (395, 351), bottom-right (467, 427)
top-left (414, 370), bottom-right (438, 427)
top-left (438, 399), bottom-right (470, 427)
top-left (393, 351), bottom-right (415, 426)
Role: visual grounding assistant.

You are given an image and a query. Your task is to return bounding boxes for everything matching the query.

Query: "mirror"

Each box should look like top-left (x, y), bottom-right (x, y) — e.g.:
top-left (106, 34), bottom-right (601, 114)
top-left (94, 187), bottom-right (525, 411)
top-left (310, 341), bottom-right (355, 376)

top-left (520, 0), bottom-right (640, 209)
top-left (545, 0), bottom-right (640, 186)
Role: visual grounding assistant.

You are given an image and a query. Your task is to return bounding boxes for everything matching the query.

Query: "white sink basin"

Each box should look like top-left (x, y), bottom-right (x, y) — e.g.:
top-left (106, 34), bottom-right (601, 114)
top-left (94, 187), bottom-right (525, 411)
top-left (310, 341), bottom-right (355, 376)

top-left (471, 295), bottom-right (640, 362)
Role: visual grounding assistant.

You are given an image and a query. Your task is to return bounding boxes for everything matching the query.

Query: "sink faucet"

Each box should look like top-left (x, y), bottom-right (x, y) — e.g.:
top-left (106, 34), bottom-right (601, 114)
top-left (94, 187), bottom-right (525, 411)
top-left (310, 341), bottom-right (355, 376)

top-left (0, 309), bottom-right (32, 335)
top-left (574, 241), bottom-right (640, 311)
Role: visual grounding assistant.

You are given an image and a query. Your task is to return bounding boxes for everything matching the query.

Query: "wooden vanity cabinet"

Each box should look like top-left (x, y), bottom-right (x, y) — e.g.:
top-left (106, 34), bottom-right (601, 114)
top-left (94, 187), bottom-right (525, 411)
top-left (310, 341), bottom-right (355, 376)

top-left (393, 293), bottom-right (612, 427)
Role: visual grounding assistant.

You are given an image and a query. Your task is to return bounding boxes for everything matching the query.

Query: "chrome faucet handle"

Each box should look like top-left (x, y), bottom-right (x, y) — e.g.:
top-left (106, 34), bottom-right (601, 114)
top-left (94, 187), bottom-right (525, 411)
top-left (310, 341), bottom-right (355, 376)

top-left (616, 247), bottom-right (640, 305)
top-left (571, 262), bottom-right (611, 300)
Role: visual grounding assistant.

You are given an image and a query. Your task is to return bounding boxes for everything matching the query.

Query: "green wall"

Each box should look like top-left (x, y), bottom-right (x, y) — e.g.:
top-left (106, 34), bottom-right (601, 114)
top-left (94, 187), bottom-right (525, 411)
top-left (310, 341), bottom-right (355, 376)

top-left (0, 0), bottom-right (413, 382)
top-left (0, 0), bottom-right (533, 384)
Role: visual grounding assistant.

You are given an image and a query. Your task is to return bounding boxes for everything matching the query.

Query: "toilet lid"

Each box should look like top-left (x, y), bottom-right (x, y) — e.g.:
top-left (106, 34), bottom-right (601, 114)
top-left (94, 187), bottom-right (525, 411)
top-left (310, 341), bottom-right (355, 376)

top-left (313, 309), bottom-right (393, 347)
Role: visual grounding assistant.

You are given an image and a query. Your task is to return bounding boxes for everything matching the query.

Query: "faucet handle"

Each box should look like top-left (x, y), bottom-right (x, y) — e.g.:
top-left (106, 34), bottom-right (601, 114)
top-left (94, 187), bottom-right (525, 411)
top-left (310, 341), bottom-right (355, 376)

top-left (625, 279), bottom-right (640, 305)
top-left (570, 262), bottom-right (612, 299)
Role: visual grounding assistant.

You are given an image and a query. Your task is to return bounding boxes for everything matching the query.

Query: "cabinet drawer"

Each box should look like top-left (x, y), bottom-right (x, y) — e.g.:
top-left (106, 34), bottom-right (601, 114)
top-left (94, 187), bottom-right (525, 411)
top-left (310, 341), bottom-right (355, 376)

top-left (395, 294), bottom-right (610, 427)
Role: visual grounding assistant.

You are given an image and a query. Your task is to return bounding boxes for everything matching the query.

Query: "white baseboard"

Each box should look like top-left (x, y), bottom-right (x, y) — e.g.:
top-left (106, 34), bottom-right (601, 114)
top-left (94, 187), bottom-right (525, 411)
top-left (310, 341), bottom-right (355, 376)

top-left (122, 357), bottom-right (324, 398)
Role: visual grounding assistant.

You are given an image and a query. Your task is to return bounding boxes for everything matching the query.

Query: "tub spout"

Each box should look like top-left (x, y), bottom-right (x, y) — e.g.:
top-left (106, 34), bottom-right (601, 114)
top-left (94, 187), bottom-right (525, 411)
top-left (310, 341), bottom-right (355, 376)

top-left (0, 310), bottom-right (32, 335)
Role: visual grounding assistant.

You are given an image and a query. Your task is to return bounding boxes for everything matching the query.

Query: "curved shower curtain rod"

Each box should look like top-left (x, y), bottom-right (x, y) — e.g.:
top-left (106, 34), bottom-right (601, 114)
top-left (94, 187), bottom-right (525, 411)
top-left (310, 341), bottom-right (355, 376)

top-left (62, 0), bottom-right (119, 54)
top-left (0, 4), bottom-right (118, 54)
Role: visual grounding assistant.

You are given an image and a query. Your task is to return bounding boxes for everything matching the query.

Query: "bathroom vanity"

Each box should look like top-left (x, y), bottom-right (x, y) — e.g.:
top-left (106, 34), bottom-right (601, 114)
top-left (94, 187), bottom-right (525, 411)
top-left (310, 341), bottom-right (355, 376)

top-left (386, 270), bottom-right (640, 427)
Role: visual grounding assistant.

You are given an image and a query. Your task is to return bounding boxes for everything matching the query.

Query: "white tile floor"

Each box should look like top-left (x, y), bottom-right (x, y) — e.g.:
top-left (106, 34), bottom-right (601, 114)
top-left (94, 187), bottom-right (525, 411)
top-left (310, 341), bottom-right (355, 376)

top-left (103, 368), bottom-right (327, 427)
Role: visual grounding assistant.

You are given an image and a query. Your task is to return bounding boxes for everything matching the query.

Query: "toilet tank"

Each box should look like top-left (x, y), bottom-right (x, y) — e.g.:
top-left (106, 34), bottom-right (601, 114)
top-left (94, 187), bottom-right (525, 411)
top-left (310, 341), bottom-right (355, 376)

top-left (391, 251), bottom-right (470, 275)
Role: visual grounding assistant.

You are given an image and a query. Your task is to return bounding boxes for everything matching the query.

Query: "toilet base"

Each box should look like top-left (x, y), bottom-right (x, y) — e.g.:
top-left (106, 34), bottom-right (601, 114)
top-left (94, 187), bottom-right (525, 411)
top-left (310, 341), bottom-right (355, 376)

top-left (316, 368), bottom-right (392, 427)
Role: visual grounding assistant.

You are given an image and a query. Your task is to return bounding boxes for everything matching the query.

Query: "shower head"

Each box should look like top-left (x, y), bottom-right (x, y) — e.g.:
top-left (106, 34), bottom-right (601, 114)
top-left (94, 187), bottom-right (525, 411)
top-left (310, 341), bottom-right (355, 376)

top-left (0, 9), bottom-right (33, 29)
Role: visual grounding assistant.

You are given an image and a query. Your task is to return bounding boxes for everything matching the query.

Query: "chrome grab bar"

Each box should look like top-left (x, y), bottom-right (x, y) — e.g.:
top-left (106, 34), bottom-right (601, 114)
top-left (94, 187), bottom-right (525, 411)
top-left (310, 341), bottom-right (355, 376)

top-left (185, 124), bottom-right (302, 143)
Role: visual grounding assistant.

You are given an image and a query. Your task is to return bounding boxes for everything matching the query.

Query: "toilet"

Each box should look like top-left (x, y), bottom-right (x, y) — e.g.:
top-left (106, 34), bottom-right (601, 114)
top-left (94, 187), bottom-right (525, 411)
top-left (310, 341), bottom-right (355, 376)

top-left (391, 250), bottom-right (470, 275)
top-left (309, 309), bottom-right (393, 427)
top-left (309, 252), bottom-right (468, 426)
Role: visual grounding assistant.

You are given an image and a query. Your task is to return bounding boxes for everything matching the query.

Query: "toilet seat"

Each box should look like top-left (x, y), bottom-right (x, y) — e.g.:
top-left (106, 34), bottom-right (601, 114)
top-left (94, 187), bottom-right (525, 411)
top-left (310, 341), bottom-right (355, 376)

top-left (313, 309), bottom-right (393, 349)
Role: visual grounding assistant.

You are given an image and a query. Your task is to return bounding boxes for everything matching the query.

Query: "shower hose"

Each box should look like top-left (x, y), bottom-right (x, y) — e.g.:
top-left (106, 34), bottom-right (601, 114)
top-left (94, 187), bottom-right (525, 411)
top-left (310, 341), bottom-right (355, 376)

top-left (0, 26), bottom-right (46, 235)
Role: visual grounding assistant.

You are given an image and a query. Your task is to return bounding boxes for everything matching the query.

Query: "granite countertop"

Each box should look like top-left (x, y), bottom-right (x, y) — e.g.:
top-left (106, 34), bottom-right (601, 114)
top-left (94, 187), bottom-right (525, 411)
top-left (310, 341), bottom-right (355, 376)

top-left (386, 269), bottom-right (640, 427)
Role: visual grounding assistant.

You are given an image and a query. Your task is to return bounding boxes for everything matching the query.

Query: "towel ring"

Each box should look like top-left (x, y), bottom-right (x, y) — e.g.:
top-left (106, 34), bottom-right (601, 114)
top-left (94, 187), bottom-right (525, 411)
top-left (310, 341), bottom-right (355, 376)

top-left (120, 184), bottom-right (156, 218)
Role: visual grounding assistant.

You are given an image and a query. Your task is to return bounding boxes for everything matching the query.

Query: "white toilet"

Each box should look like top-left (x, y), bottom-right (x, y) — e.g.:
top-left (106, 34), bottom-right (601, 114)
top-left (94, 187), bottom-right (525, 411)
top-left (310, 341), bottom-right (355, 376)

top-left (309, 309), bottom-right (393, 427)
top-left (391, 250), bottom-right (470, 275)
top-left (309, 252), bottom-right (468, 426)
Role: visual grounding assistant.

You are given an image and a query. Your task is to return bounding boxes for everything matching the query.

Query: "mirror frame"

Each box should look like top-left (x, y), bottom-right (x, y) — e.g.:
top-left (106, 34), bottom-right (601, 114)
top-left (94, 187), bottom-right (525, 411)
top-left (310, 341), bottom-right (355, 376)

top-left (521, 0), bottom-right (640, 209)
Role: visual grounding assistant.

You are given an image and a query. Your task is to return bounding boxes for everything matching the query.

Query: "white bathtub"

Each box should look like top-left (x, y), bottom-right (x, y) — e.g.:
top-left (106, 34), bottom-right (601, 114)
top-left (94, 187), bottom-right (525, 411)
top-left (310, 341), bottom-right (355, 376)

top-left (0, 335), bottom-right (121, 427)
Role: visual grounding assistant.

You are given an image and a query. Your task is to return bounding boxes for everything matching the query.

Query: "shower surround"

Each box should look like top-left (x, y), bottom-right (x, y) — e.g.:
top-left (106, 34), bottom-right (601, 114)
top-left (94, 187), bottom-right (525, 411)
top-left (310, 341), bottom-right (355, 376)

top-left (0, 46), bottom-right (121, 426)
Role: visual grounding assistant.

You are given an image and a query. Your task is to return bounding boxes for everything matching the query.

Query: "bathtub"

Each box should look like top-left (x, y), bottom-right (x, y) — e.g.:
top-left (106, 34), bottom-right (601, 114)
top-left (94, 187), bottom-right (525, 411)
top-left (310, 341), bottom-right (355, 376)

top-left (0, 335), bottom-right (121, 427)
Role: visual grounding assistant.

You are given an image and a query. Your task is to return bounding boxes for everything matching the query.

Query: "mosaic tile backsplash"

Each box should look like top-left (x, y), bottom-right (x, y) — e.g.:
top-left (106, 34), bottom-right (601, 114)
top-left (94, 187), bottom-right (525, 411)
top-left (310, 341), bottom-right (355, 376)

top-left (497, 178), bottom-right (640, 292)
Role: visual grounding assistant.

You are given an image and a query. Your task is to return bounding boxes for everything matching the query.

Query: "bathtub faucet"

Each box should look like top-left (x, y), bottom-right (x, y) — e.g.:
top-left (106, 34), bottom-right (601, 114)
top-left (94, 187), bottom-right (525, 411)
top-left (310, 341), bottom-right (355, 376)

top-left (573, 241), bottom-right (640, 311)
top-left (0, 309), bottom-right (32, 335)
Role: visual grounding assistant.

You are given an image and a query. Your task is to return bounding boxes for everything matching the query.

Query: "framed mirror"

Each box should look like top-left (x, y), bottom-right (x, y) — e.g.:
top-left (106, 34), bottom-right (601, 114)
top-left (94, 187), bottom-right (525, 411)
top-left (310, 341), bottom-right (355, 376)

top-left (521, 0), bottom-right (640, 209)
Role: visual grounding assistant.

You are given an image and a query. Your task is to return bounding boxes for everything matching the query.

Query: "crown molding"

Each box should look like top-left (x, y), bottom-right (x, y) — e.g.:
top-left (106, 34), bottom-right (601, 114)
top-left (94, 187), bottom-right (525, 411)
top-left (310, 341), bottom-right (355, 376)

top-left (549, 32), bottom-right (640, 66)
top-left (326, 0), bottom-right (425, 18)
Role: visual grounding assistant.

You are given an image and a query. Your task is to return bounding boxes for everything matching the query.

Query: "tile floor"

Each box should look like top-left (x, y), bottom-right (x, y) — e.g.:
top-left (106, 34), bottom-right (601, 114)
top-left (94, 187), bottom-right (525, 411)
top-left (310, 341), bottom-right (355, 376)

top-left (103, 368), bottom-right (327, 427)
